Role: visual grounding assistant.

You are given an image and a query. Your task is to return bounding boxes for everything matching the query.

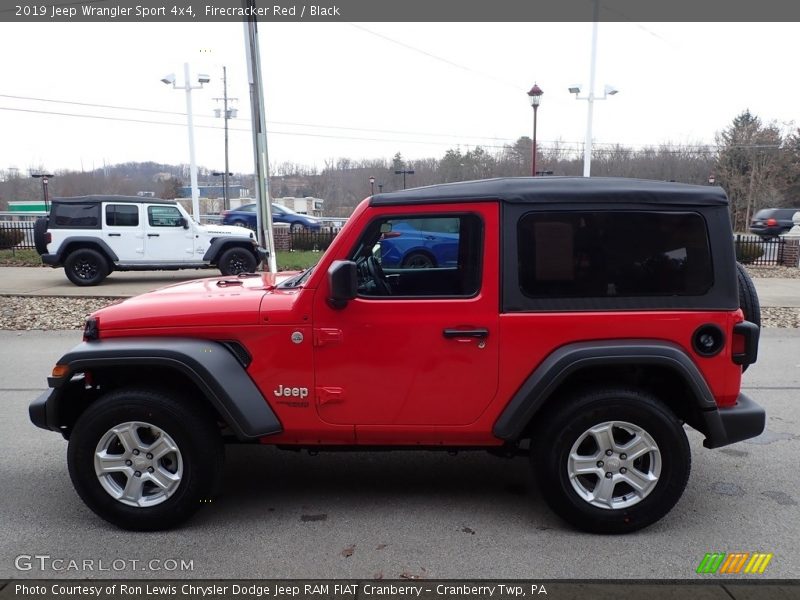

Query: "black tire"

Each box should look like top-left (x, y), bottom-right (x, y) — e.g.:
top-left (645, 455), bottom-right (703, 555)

top-left (401, 251), bottom-right (436, 269)
top-left (218, 246), bottom-right (257, 276)
top-left (33, 217), bottom-right (49, 255)
top-left (532, 387), bottom-right (691, 534)
top-left (63, 248), bottom-right (109, 286)
top-left (736, 262), bottom-right (761, 327)
top-left (67, 388), bottom-right (223, 531)
top-left (290, 222), bottom-right (305, 232)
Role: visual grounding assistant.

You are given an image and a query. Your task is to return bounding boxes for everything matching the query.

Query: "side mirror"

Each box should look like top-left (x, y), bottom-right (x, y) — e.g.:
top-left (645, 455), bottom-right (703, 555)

top-left (178, 217), bottom-right (189, 229)
top-left (327, 260), bottom-right (357, 309)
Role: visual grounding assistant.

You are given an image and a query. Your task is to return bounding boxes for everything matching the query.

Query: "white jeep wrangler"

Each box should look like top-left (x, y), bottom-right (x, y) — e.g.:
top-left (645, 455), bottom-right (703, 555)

top-left (34, 195), bottom-right (265, 286)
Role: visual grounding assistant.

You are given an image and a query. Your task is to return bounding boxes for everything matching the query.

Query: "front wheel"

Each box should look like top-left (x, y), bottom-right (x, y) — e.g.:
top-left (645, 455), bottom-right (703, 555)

top-left (218, 247), bottom-right (257, 275)
top-left (67, 388), bottom-right (223, 530)
top-left (532, 387), bottom-right (690, 534)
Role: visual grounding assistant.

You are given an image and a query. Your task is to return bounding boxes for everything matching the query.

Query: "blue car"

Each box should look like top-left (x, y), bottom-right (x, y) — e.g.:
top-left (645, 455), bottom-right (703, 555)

top-left (379, 219), bottom-right (460, 268)
top-left (222, 203), bottom-right (321, 231)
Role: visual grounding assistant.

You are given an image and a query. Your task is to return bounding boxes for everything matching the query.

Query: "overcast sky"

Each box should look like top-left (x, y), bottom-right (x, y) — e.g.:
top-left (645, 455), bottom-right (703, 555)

top-left (1, 21), bottom-right (798, 177)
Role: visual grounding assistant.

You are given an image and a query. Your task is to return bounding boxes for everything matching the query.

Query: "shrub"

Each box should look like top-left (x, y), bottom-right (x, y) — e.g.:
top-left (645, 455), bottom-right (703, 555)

top-left (0, 228), bottom-right (24, 250)
top-left (735, 243), bottom-right (765, 264)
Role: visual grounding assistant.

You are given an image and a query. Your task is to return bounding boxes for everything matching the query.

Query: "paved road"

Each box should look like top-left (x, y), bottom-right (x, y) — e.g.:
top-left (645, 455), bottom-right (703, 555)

top-left (0, 330), bottom-right (798, 580)
top-left (0, 266), bottom-right (799, 306)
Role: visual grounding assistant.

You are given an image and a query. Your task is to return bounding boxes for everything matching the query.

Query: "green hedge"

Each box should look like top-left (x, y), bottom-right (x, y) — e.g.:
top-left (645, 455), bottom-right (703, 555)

top-left (0, 229), bottom-right (24, 250)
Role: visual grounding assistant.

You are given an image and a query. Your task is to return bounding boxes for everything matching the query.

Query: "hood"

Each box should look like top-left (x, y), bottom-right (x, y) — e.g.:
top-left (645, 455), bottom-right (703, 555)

top-left (94, 272), bottom-right (298, 331)
top-left (198, 223), bottom-right (255, 238)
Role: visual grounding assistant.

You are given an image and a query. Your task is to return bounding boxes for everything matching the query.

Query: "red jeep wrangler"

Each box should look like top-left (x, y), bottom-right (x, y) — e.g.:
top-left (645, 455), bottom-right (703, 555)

top-left (30, 177), bottom-right (764, 533)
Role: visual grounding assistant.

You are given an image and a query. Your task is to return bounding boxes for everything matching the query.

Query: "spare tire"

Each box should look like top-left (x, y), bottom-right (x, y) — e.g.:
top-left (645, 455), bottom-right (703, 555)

top-left (736, 261), bottom-right (761, 327)
top-left (33, 217), bottom-right (49, 255)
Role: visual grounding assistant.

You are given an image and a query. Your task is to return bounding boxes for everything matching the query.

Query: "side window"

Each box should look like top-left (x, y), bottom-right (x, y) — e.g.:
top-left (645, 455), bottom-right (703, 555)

top-left (51, 203), bottom-right (100, 228)
top-left (148, 206), bottom-right (183, 227)
top-left (517, 211), bottom-right (712, 298)
top-left (351, 213), bottom-right (482, 298)
top-left (105, 204), bottom-right (139, 227)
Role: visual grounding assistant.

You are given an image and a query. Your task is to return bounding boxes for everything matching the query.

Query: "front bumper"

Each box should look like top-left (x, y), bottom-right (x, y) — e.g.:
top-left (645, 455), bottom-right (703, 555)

top-left (30, 389), bottom-right (61, 433)
top-left (703, 393), bottom-right (766, 448)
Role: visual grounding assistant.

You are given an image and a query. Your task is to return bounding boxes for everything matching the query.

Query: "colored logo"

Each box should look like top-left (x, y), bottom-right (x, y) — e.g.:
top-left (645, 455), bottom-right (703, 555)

top-left (696, 552), bottom-right (773, 574)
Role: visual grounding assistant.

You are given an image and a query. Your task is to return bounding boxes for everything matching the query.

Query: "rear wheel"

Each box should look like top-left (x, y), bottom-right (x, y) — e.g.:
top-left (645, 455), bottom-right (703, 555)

top-left (218, 246), bottom-right (257, 275)
top-left (290, 222), bottom-right (305, 232)
top-left (401, 251), bottom-right (436, 269)
top-left (67, 388), bottom-right (223, 530)
top-left (532, 387), bottom-right (690, 534)
top-left (64, 248), bottom-right (109, 286)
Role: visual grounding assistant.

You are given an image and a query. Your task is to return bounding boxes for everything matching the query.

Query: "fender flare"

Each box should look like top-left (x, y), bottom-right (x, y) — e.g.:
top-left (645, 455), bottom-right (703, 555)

top-left (492, 340), bottom-right (728, 447)
top-left (56, 237), bottom-right (119, 264)
top-left (43, 338), bottom-right (281, 440)
top-left (203, 237), bottom-right (257, 263)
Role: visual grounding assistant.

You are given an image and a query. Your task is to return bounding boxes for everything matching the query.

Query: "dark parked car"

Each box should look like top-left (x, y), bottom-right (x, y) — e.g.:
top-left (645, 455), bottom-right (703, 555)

top-left (222, 203), bottom-right (321, 231)
top-left (378, 218), bottom-right (460, 268)
top-left (750, 208), bottom-right (800, 239)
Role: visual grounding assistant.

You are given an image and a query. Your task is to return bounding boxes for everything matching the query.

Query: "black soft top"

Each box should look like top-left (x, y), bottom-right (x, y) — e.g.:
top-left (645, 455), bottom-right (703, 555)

top-left (51, 195), bottom-right (174, 205)
top-left (370, 177), bottom-right (728, 207)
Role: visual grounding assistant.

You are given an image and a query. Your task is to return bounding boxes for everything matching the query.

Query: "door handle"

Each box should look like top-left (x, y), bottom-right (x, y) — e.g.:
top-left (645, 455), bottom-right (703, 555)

top-left (107, 233), bottom-right (121, 237)
top-left (147, 233), bottom-right (160, 237)
top-left (443, 328), bottom-right (489, 339)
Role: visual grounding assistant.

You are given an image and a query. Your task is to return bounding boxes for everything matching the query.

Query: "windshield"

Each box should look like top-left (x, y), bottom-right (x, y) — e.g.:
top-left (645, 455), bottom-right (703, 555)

top-left (273, 203), bottom-right (299, 215)
top-left (277, 264), bottom-right (316, 288)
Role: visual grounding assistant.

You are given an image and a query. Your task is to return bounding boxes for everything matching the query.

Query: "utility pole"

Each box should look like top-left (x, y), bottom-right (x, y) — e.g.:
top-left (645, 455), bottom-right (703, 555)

top-left (244, 2), bottom-right (277, 272)
top-left (213, 66), bottom-right (238, 211)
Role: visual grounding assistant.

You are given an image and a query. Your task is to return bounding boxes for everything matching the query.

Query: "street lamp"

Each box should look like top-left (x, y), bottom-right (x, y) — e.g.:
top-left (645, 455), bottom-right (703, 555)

top-left (569, 83), bottom-right (618, 177)
top-left (708, 174), bottom-right (716, 185)
top-left (31, 173), bottom-right (54, 211)
top-left (369, 176), bottom-right (375, 195)
top-left (161, 63), bottom-right (210, 220)
top-left (212, 171), bottom-right (233, 207)
top-left (213, 66), bottom-right (238, 211)
top-left (527, 83), bottom-right (543, 177)
top-left (394, 169), bottom-right (415, 189)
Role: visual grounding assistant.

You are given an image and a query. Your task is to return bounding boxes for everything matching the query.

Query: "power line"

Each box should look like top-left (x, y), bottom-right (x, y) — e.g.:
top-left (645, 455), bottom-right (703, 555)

top-left (0, 104), bottom-right (783, 154)
top-left (0, 93), bottom-right (518, 143)
top-left (348, 24), bottom-right (526, 92)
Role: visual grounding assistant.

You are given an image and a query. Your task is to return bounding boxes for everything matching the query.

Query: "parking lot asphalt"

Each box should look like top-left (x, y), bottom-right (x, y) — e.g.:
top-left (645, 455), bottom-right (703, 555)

top-left (1, 328), bottom-right (799, 580)
top-left (0, 266), bottom-right (799, 305)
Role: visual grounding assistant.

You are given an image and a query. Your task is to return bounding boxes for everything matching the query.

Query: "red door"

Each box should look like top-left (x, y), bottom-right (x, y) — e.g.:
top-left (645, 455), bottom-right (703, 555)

top-left (311, 203), bottom-right (500, 434)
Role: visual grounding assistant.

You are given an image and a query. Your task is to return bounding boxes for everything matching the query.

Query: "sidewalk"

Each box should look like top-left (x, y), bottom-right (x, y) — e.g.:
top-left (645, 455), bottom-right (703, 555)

top-left (0, 266), bottom-right (207, 297)
top-left (1, 266), bottom-right (799, 305)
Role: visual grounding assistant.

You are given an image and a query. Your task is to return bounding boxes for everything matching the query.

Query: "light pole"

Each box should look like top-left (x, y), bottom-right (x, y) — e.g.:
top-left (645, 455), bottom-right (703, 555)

top-left (569, 83), bottom-right (618, 177)
top-left (212, 171), bottom-right (233, 208)
top-left (213, 66), bottom-right (238, 211)
top-left (378, 183), bottom-right (384, 193)
top-left (31, 173), bottom-right (54, 211)
top-left (369, 176), bottom-right (375, 195)
top-left (394, 169), bottom-right (415, 189)
top-left (161, 63), bottom-right (210, 221)
top-left (708, 174), bottom-right (716, 185)
top-left (527, 83), bottom-right (543, 177)
top-left (569, 0), bottom-right (618, 177)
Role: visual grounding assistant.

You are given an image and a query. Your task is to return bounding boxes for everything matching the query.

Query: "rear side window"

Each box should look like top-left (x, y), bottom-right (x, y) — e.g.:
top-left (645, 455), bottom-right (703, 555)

top-left (105, 204), bottom-right (139, 227)
top-left (517, 211), bottom-right (713, 298)
top-left (50, 202), bottom-right (100, 229)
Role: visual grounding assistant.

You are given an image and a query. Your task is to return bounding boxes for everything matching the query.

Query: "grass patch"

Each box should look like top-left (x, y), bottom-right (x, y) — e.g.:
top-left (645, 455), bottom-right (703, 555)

top-left (276, 250), bottom-right (323, 271)
top-left (0, 248), bottom-right (322, 271)
top-left (0, 249), bottom-right (42, 266)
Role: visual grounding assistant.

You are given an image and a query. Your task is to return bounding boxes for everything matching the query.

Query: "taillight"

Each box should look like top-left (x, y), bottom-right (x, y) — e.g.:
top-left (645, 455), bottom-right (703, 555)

top-left (45, 232), bottom-right (51, 244)
top-left (766, 218), bottom-right (778, 226)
